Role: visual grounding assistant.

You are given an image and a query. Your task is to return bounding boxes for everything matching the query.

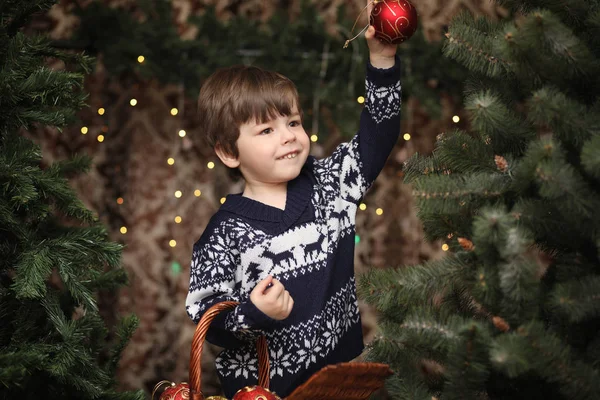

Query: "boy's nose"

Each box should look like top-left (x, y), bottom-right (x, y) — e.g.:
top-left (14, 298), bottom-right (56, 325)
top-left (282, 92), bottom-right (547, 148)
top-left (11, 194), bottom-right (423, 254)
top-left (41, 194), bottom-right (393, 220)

top-left (282, 127), bottom-right (297, 144)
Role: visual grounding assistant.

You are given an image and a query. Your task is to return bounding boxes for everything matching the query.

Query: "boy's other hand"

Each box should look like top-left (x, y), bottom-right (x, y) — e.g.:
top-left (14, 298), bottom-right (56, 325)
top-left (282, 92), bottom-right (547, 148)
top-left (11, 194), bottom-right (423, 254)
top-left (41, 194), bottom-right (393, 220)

top-left (365, 0), bottom-right (397, 69)
top-left (250, 276), bottom-right (294, 320)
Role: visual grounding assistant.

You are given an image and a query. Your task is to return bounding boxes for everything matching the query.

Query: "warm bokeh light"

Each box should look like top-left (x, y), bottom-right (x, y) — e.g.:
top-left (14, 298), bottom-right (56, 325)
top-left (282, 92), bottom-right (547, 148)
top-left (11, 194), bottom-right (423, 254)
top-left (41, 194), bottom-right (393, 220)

top-left (178, 129), bottom-right (186, 137)
top-left (442, 244), bottom-right (450, 251)
top-left (403, 133), bottom-right (411, 141)
top-left (167, 158), bottom-right (175, 165)
top-left (171, 108), bottom-right (179, 116)
top-left (194, 189), bottom-right (201, 197)
top-left (81, 126), bottom-right (88, 134)
top-left (97, 135), bottom-right (105, 142)
top-left (120, 226), bottom-right (127, 234)
top-left (453, 115), bottom-right (460, 123)
top-left (137, 55), bottom-right (145, 63)
top-left (174, 190), bottom-right (182, 198)
top-left (220, 197), bottom-right (226, 204)
top-left (310, 134), bottom-right (318, 142)
top-left (357, 96), bottom-right (365, 104)
top-left (174, 216), bottom-right (182, 223)
top-left (375, 208), bottom-right (383, 215)
top-left (116, 197), bottom-right (124, 205)
top-left (130, 98), bottom-right (138, 106)
top-left (207, 162), bottom-right (215, 169)
top-left (359, 203), bottom-right (367, 211)
top-left (169, 240), bottom-right (177, 247)
top-left (98, 107), bottom-right (105, 115)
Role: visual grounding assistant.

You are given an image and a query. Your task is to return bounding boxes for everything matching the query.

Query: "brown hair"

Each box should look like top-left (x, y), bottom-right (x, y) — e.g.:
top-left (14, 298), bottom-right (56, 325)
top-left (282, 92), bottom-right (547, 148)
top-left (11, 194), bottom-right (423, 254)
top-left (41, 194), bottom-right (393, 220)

top-left (197, 65), bottom-right (303, 158)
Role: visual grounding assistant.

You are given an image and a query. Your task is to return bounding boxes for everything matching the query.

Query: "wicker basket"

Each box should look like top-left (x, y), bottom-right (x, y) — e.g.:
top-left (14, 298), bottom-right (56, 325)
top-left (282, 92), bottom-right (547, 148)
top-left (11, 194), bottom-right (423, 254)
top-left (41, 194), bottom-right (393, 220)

top-left (189, 301), bottom-right (393, 400)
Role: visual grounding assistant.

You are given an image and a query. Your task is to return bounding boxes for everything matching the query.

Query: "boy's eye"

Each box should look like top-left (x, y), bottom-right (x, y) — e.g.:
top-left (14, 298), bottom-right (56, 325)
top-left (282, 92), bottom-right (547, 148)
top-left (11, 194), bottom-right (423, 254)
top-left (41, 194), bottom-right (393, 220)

top-left (260, 128), bottom-right (272, 135)
top-left (289, 120), bottom-right (301, 127)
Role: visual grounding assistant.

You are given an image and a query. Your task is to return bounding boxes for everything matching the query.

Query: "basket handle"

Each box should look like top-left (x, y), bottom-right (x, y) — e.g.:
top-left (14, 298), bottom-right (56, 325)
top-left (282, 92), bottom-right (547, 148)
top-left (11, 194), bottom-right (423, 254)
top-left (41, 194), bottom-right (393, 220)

top-left (189, 301), bottom-right (270, 400)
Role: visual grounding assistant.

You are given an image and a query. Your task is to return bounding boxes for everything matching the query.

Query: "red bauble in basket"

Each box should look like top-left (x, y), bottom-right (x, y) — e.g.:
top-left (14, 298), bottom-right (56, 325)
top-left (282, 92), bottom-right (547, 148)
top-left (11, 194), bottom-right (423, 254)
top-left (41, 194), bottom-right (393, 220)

top-left (370, 0), bottom-right (418, 44)
top-left (156, 382), bottom-right (191, 400)
top-left (232, 385), bottom-right (282, 400)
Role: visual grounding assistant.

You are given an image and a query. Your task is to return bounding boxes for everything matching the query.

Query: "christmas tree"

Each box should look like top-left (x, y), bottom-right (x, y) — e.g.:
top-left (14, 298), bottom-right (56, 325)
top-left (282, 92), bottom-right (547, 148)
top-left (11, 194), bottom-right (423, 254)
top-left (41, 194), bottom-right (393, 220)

top-left (0, 1), bottom-right (143, 398)
top-left (359, 1), bottom-right (600, 399)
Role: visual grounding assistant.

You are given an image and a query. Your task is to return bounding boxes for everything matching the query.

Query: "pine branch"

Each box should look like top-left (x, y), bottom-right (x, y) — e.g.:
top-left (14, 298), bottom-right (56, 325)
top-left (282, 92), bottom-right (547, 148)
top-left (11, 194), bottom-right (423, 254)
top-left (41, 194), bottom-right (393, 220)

top-left (465, 89), bottom-right (535, 155)
top-left (549, 275), bottom-right (600, 323)
top-left (443, 12), bottom-right (512, 79)
top-left (492, 322), bottom-right (600, 400)
top-left (105, 315), bottom-right (139, 378)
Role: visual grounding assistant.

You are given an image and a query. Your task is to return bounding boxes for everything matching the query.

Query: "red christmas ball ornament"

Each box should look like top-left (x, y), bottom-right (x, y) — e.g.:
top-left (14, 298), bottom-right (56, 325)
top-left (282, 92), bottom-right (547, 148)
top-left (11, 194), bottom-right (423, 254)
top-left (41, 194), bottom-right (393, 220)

top-left (370, 0), bottom-right (418, 44)
top-left (232, 385), bottom-right (282, 400)
top-left (157, 382), bottom-right (190, 400)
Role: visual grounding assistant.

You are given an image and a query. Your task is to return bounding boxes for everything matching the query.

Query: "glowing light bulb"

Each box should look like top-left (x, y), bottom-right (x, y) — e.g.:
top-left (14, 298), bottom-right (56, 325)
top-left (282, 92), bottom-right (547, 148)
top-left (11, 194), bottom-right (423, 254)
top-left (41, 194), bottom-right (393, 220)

top-left (171, 108), bottom-right (179, 116)
top-left (174, 190), bottom-right (182, 198)
top-left (194, 189), bottom-right (201, 197)
top-left (375, 208), bottom-right (383, 215)
top-left (137, 55), bottom-right (145, 63)
top-left (97, 135), bottom-right (105, 142)
top-left (310, 134), bottom-right (318, 142)
top-left (81, 126), bottom-right (88, 134)
top-left (167, 158), bottom-right (175, 165)
top-left (207, 162), bottom-right (215, 169)
top-left (116, 197), bottom-right (124, 205)
top-left (178, 129), bottom-right (186, 137)
top-left (453, 115), bottom-right (460, 123)
top-left (359, 203), bottom-right (367, 211)
top-left (130, 98), bottom-right (138, 106)
top-left (357, 96), bottom-right (365, 104)
top-left (220, 197), bottom-right (226, 204)
top-left (169, 240), bottom-right (177, 247)
top-left (120, 226), bottom-right (127, 234)
top-left (442, 244), bottom-right (449, 251)
top-left (98, 108), bottom-right (105, 115)
top-left (403, 133), bottom-right (411, 141)
top-left (174, 216), bottom-right (182, 223)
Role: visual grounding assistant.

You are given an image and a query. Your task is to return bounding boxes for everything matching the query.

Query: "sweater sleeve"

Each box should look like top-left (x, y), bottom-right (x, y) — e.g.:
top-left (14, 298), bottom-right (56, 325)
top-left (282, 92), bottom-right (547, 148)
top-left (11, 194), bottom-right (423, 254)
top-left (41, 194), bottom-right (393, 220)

top-left (185, 222), bottom-right (277, 348)
top-left (310, 56), bottom-right (402, 203)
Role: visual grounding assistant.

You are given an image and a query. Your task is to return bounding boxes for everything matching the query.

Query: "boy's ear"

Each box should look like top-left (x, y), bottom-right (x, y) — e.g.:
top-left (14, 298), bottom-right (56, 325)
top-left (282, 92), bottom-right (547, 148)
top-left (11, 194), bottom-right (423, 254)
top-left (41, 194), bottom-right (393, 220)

top-left (215, 144), bottom-right (240, 169)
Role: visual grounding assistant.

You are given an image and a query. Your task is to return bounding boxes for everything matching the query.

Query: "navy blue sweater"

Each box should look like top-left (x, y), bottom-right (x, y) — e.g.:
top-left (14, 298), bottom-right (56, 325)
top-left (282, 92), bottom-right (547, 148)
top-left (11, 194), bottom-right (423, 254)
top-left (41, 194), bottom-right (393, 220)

top-left (186, 57), bottom-right (401, 398)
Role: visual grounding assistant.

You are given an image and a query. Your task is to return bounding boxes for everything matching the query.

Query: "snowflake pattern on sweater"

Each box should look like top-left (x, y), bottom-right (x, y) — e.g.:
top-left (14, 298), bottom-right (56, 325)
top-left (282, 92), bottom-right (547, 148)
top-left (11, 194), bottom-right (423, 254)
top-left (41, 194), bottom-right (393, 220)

top-left (186, 57), bottom-right (401, 398)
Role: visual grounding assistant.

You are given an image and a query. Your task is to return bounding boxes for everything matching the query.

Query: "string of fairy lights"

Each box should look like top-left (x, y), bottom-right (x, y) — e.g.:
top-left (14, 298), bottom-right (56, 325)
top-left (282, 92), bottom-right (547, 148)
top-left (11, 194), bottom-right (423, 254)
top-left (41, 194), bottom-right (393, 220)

top-left (82, 55), bottom-right (462, 271)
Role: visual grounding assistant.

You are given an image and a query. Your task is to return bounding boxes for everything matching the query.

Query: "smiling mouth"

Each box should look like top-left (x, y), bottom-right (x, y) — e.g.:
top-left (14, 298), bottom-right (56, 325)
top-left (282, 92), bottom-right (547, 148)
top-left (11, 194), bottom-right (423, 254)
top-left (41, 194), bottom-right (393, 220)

top-left (277, 151), bottom-right (299, 160)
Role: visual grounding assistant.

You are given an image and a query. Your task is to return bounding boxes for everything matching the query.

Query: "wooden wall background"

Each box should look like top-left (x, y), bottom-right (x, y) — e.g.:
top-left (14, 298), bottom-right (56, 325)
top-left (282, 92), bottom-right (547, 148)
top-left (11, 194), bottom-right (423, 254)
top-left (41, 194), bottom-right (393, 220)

top-left (35, 0), bottom-right (505, 396)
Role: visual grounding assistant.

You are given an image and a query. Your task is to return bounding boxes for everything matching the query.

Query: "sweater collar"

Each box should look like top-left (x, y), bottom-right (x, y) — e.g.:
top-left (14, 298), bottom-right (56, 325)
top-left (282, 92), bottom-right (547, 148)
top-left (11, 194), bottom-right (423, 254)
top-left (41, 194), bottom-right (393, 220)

top-left (220, 165), bottom-right (313, 228)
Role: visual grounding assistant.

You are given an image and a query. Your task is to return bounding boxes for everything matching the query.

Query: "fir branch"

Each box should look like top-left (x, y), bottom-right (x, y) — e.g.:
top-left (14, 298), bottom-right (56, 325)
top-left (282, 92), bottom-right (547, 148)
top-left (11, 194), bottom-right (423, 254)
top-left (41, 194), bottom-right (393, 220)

top-left (493, 322), bottom-right (600, 400)
top-left (12, 246), bottom-right (53, 299)
top-left (527, 86), bottom-right (598, 148)
top-left (433, 130), bottom-right (497, 174)
top-left (466, 89), bottom-right (535, 155)
top-left (549, 276), bottom-right (600, 323)
top-left (105, 315), bottom-right (139, 378)
top-left (358, 254), bottom-right (477, 320)
top-left (444, 323), bottom-right (491, 399)
top-left (443, 12), bottom-right (512, 78)
top-left (581, 134), bottom-right (600, 180)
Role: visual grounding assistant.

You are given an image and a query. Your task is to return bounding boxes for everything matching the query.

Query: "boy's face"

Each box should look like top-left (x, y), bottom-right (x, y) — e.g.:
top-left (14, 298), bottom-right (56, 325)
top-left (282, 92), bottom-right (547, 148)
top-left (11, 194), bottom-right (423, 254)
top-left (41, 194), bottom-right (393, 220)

top-left (224, 107), bottom-right (310, 188)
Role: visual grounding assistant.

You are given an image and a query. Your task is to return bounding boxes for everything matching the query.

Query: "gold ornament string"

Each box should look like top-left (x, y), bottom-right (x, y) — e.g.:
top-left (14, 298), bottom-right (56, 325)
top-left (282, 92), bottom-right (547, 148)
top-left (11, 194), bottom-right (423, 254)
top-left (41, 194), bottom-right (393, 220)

top-left (343, 0), bottom-right (377, 48)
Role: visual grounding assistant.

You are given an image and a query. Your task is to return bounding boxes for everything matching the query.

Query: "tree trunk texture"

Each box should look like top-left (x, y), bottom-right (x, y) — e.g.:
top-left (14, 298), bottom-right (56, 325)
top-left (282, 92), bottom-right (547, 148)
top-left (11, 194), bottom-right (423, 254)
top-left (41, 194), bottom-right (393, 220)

top-left (34, 0), bottom-right (505, 396)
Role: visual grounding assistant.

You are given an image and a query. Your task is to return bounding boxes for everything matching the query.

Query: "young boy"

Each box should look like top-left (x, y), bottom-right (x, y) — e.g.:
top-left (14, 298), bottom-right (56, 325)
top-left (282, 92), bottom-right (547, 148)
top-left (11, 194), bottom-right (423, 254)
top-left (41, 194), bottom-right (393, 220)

top-left (186, 24), bottom-right (401, 398)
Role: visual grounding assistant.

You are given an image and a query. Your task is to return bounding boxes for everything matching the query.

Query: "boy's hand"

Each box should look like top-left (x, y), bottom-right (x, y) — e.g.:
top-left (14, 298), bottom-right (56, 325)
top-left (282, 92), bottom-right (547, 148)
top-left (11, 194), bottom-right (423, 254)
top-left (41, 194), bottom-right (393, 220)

top-left (250, 276), bottom-right (294, 321)
top-left (365, 1), bottom-right (397, 69)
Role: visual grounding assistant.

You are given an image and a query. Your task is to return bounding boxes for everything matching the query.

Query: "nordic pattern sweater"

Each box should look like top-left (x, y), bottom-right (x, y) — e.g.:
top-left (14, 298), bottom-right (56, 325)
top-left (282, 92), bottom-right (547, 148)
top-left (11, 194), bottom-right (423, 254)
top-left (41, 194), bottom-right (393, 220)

top-left (186, 56), bottom-right (401, 398)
